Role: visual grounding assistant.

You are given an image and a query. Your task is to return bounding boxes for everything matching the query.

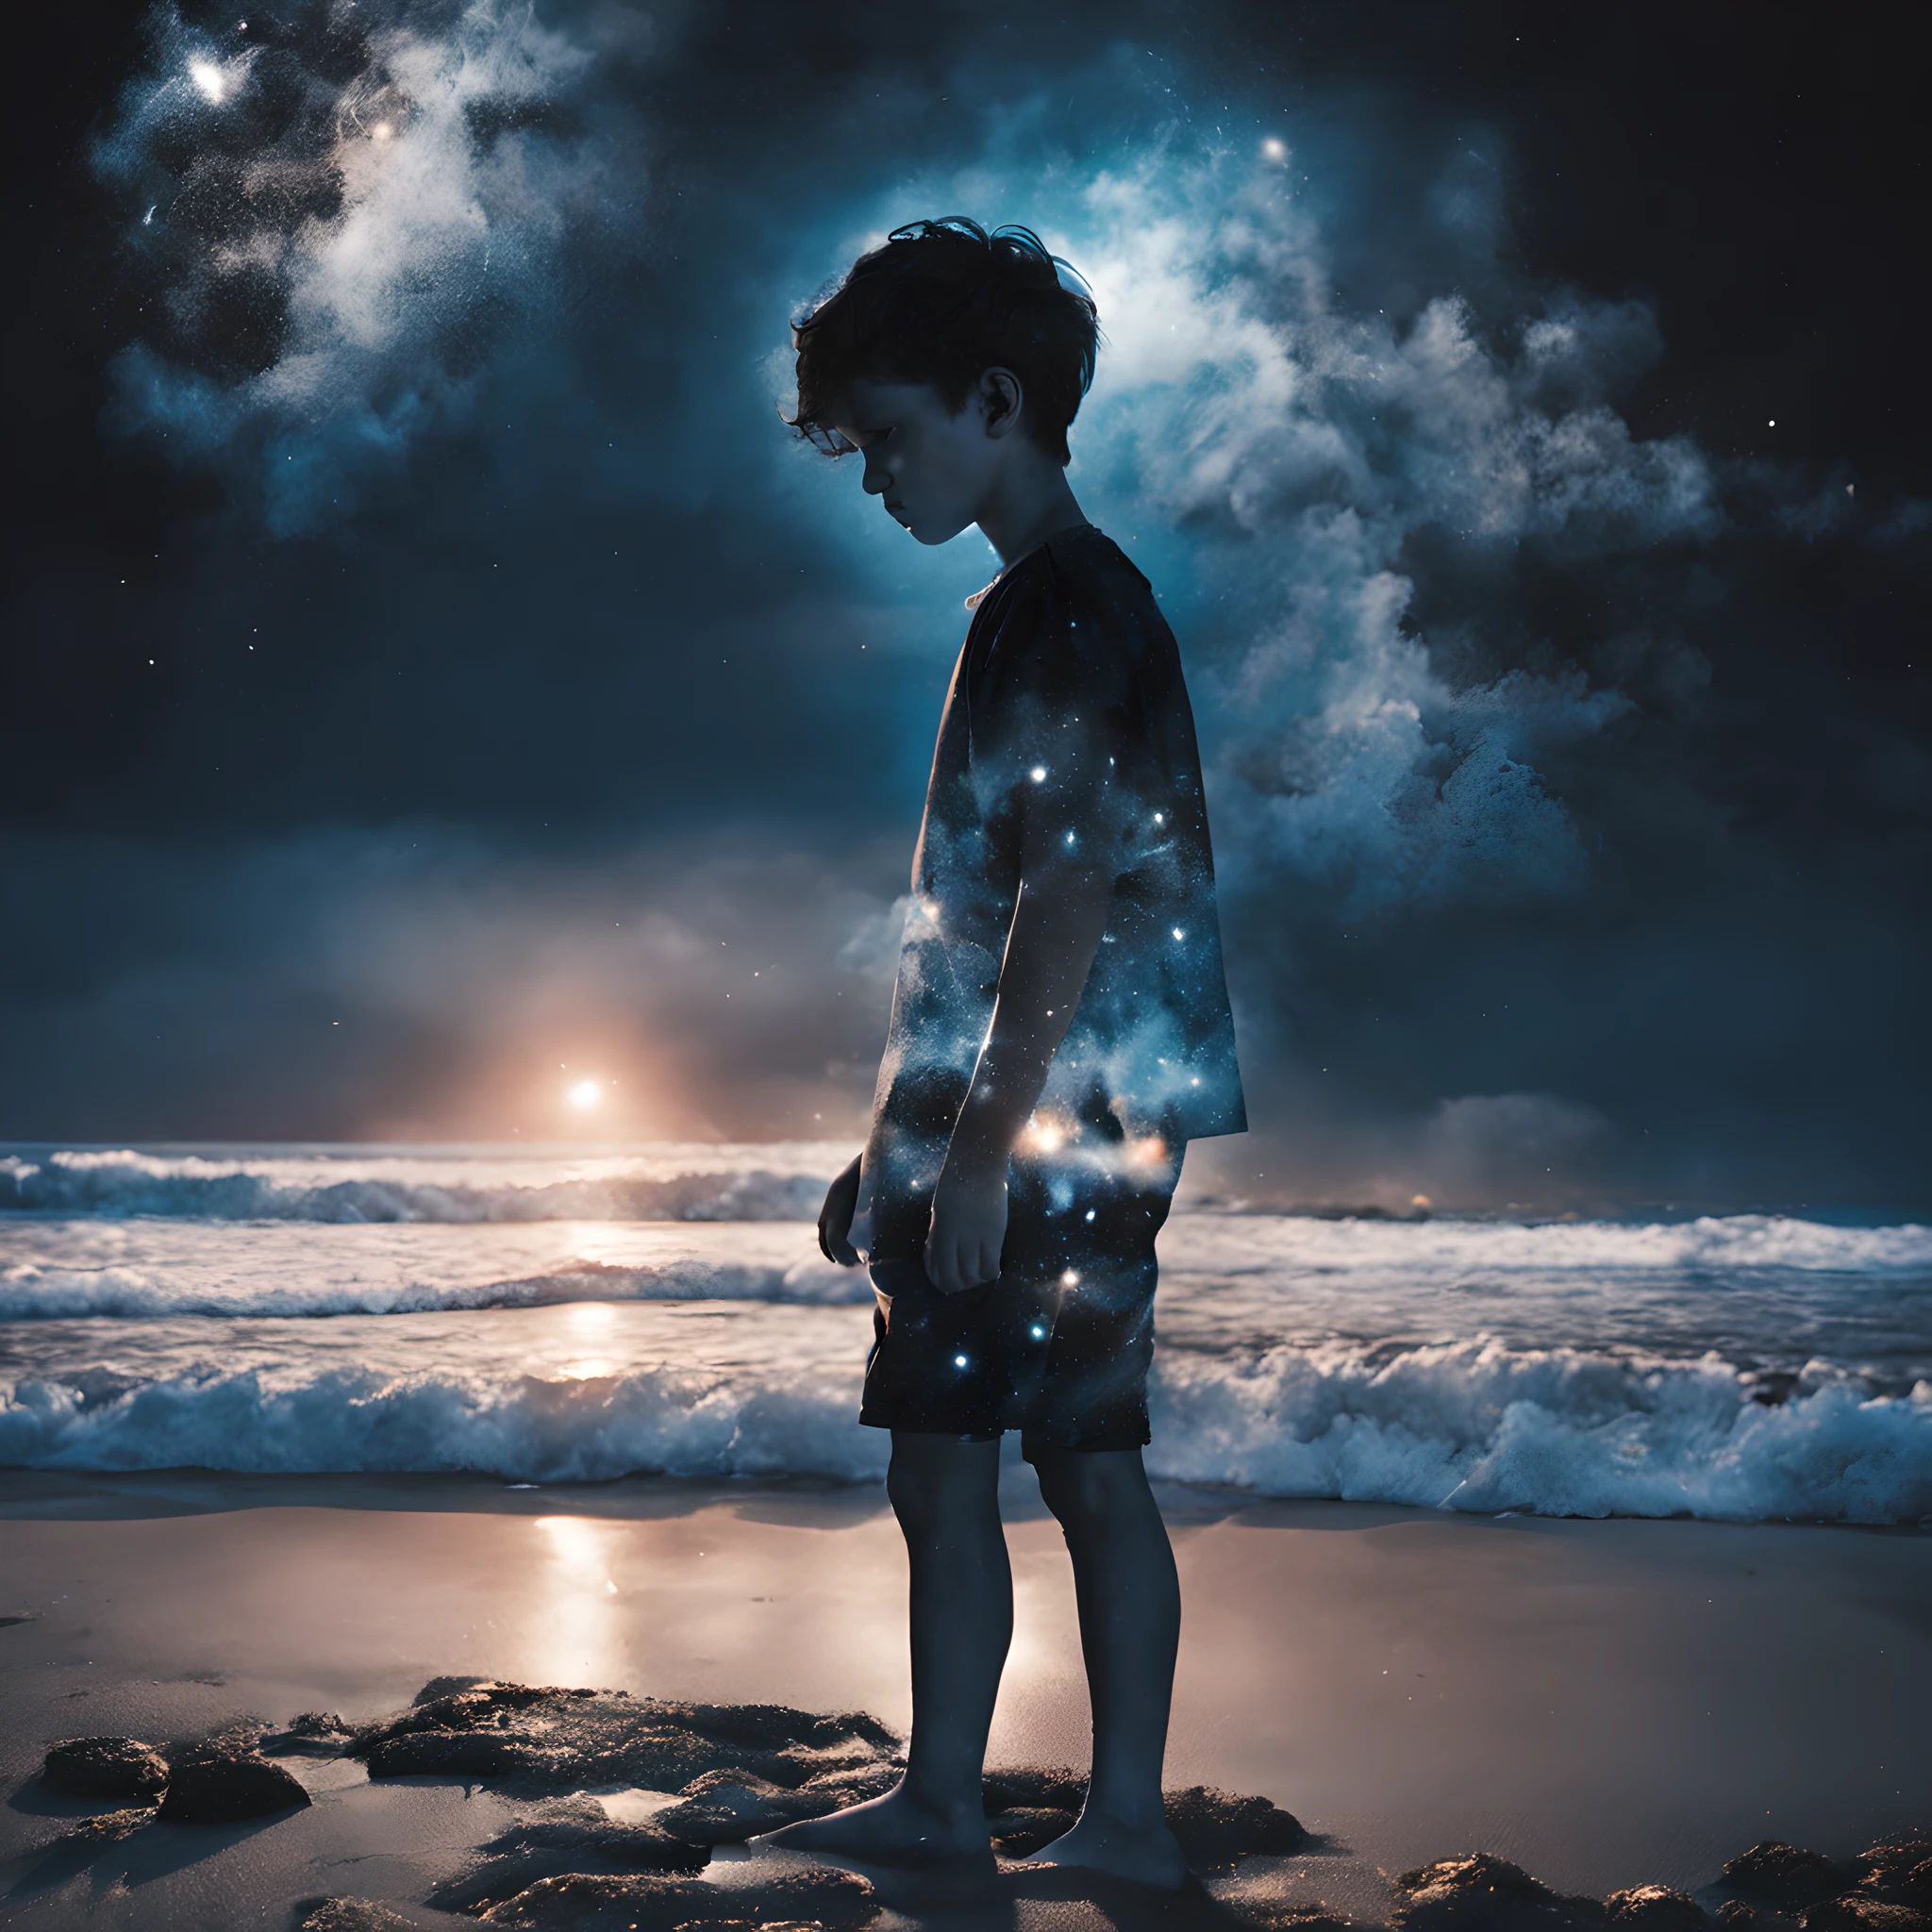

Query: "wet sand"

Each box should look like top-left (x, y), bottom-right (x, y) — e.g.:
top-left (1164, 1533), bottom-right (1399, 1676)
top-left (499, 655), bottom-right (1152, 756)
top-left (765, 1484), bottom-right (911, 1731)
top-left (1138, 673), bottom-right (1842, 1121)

top-left (2, 1465), bottom-right (1928, 1927)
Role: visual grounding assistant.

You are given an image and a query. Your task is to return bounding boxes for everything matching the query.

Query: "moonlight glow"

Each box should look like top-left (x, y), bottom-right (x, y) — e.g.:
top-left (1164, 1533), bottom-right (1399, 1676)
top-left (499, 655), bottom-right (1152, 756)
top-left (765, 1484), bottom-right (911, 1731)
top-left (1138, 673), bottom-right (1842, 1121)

top-left (566, 1078), bottom-right (602, 1110)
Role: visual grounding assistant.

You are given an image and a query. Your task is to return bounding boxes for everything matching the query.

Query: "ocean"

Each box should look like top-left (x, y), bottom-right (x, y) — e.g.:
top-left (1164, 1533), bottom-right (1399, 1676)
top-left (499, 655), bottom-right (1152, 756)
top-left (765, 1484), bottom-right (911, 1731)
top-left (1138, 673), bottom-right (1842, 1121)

top-left (3, 1143), bottom-right (1928, 1524)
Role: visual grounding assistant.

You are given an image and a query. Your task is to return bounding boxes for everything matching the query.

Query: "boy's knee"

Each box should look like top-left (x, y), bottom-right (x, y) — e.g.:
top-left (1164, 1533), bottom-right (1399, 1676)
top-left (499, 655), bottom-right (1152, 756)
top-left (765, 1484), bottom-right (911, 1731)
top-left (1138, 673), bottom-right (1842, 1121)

top-left (1032, 1446), bottom-right (1149, 1527)
top-left (886, 1435), bottom-right (996, 1526)
top-left (885, 1454), bottom-right (940, 1525)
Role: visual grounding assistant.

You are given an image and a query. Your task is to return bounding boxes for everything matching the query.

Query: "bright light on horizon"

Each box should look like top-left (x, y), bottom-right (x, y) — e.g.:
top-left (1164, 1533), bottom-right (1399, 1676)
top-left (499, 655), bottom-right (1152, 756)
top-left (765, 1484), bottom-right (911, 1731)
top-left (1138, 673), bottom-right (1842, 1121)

top-left (566, 1078), bottom-right (602, 1110)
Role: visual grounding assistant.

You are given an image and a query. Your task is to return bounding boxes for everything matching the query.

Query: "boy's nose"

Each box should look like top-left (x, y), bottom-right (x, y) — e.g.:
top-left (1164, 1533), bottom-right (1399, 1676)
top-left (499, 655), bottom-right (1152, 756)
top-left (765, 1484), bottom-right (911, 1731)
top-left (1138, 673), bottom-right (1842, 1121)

top-left (862, 454), bottom-right (891, 496)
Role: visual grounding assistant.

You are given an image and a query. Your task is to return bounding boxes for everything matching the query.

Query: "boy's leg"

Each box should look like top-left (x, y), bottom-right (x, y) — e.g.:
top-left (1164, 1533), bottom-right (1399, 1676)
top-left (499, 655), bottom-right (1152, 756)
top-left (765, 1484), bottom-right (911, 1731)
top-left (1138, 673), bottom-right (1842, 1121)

top-left (894, 1431), bottom-right (1012, 1824)
top-left (1025, 1444), bottom-right (1187, 1889)
top-left (759, 1431), bottom-right (1008, 1863)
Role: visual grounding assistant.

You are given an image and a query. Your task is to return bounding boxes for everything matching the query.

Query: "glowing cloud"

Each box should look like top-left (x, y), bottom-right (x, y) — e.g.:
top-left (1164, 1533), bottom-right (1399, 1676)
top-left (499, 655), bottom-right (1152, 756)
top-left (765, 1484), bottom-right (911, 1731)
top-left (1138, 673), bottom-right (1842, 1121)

top-left (93, 0), bottom-right (617, 531)
top-left (805, 118), bottom-right (1718, 914)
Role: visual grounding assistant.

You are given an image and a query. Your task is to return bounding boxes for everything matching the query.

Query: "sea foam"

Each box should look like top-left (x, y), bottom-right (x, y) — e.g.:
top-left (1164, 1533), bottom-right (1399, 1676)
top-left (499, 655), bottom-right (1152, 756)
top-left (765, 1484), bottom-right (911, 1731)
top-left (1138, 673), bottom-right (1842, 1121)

top-left (4, 1142), bottom-right (1928, 1524)
top-left (0, 1146), bottom-right (842, 1223)
top-left (3, 1322), bottom-right (1925, 1524)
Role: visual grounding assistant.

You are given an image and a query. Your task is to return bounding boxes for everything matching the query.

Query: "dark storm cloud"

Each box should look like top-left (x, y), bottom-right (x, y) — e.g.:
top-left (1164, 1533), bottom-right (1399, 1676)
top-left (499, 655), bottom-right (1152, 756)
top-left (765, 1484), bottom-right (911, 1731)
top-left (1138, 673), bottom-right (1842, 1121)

top-left (3, 2), bottom-right (1926, 1206)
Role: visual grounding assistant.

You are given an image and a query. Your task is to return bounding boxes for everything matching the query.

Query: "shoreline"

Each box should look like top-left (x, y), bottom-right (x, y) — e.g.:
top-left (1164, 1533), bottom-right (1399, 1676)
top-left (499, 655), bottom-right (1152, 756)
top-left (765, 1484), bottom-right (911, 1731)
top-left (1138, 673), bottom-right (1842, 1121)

top-left (6, 1460), bottom-right (1932, 1530)
top-left (3, 1471), bottom-right (1929, 1926)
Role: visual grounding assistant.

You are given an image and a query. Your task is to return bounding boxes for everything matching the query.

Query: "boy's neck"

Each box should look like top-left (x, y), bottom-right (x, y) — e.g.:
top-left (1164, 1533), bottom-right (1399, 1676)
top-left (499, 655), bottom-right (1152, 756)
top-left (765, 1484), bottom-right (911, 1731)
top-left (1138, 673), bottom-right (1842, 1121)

top-left (975, 466), bottom-right (1091, 568)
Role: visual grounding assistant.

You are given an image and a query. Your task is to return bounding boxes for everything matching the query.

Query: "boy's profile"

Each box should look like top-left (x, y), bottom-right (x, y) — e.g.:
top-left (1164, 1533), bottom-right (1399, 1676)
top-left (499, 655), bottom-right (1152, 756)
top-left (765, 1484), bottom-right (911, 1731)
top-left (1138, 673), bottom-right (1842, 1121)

top-left (765, 218), bottom-right (1244, 1889)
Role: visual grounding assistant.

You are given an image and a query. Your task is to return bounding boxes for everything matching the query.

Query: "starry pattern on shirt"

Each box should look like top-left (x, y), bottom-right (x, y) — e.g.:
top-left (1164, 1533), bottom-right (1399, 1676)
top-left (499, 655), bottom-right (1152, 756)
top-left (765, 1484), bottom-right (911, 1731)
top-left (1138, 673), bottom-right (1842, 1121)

top-left (854, 525), bottom-right (1245, 1264)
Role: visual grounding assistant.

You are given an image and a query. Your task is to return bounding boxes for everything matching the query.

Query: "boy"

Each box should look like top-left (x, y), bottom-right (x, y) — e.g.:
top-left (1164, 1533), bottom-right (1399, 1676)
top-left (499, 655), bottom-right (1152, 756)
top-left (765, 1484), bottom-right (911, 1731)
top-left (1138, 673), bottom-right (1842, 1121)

top-left (767, 219), bottom-right (1244, 1889)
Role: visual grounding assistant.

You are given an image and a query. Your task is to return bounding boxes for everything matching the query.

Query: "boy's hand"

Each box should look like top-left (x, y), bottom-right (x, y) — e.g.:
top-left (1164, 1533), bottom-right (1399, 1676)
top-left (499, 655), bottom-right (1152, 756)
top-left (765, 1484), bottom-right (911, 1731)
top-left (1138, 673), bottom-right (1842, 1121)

top-left (924, 1159), bottom-right (1009, 1294)
top-left (817, 1152), bottom-right (863, 1266)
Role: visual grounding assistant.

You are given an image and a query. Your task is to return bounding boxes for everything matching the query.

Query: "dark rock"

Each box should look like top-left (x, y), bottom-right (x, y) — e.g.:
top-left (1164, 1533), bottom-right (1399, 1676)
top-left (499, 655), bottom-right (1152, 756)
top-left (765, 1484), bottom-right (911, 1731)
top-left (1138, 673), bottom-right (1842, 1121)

top-left (201, 1720), bottom-right (269, 1753)
top-left (42, 1736), bottom-right (170, 1800)
top-left (1395, 1854), bottom-right (1595, 1929)
top-left (1225, 1907), bottom-right (1358, 1931)
top-left (667, 1925), bottom-right (830, 1932)
top-left (1398, 1855), bottom-right (1552, 1898)
top-left (364, 1730), bottom-right (552, 1779)
top-left (288, 1712), bottom-right (355, 1738)
top-left (415, 1674), bottom-right (498, 1704)
top-left (475, 1865), bottom-right (876, 1929)
top-left (1857, 1842), bottom-right (1932, 1906)
top-left (426, 1798), bottom-right (710, 1916)
top-left (157, 1742), bottom-right (310, 1824)
top-left (655, 1771), bottom-right (842, 1845)
top-left (667, 1924), bottom-right (824, 1932)
top-left (1715, 1907), bottom-right (1757, 1930)
top-left (264, 1712), bottom-right (356, 1757)
top-left (1723, 1843), bottom-right (1854, 1907)
top-left (482, 1802), bottom-right (711, 1869)
top-left (1606, 1885), bottom-right (1708, 1927)
top-left (985, 1772), bottom-right (1303, 1864)
top-left (804, 1763), bottom-right (901, 1806)
top-left (354, 1685), bottom-right (897, 1794)
top-left (53, 1807), bottom-right (157, 1847)
top-left (1165, 1784), bottom-right (1306, 1865)
top-left (359, 1683), bottom-right (557, 1747)
top-left (641, 1701), bottom-right (897, 1754)
top-left (766, 1740), bottom-right (902, 1788)
top-left (987, 1807), bottom-right (1076, 1856)
top-left (981, 1764), bottom-right (1090, 1813)
top-left (1801, 1901), bottom-right (1932, 1931)
top-left (294, 1900), bottom-right (421, 1931)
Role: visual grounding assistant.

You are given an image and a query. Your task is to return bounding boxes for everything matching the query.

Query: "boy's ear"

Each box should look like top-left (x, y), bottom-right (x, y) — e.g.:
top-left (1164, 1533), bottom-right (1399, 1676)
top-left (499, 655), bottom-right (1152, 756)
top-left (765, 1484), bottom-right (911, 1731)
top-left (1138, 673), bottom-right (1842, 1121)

top-left (978, 367), bottom-right (1025, 440)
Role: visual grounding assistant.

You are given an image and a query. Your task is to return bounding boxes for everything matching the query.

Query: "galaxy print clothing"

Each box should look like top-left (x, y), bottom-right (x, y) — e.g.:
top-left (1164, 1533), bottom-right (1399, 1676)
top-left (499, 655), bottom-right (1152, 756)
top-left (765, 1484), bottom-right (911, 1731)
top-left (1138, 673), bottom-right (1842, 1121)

top-left (860, 1146), bottom-right (1180, 1450)
top-left (852, 524), bottom-right (1244, 1266)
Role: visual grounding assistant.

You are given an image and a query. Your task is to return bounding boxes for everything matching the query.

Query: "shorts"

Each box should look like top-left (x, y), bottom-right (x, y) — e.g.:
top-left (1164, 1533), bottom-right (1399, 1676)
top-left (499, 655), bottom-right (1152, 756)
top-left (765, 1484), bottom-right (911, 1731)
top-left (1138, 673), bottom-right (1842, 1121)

top-left (858, 1148), bottom-right (1181, 1457)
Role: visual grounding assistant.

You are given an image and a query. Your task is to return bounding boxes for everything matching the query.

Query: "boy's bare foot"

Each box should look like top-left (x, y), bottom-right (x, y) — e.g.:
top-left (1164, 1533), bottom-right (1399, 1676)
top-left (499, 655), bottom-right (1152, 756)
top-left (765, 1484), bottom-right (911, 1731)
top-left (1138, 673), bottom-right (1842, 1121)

top-left (1023, 1810), bottom-right (1188, 1890)
top-left (756, 1783), bottom-right (993, 1869)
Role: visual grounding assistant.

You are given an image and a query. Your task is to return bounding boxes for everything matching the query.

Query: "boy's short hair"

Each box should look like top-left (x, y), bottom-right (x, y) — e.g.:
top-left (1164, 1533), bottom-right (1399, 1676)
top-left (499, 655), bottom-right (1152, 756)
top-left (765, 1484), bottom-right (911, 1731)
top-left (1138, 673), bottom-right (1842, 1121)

top-left (789, 217), bottom-right (1099, 466)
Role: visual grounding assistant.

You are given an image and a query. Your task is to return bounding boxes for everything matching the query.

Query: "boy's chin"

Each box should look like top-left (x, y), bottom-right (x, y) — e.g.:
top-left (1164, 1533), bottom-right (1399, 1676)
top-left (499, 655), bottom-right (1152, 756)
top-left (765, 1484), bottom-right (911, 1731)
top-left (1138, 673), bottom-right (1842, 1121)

top-left (896, 512), bottom-right (974, 548)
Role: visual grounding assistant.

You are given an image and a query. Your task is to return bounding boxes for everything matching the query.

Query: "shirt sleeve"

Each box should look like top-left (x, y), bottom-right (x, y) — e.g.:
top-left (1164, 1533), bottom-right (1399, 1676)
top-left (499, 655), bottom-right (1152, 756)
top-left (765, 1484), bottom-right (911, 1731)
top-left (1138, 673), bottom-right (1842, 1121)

top-left (969, 563), bottom-right (1141, 882)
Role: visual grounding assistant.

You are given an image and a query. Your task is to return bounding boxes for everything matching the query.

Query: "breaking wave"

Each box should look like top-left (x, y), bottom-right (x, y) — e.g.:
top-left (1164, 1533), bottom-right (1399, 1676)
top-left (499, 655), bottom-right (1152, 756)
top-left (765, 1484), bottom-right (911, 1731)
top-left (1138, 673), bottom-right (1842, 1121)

top-left (1150, 1339), bottom-right (1931, 1524)
top-left (0, 1147), bottom-right (839, 1224)
top-left (4, 1141), bottom-right (1926, 1522)
top-left (1, 1325), bottom-right (1926, 1524)
top-left (0, 1255), bottom-right (869, 1321)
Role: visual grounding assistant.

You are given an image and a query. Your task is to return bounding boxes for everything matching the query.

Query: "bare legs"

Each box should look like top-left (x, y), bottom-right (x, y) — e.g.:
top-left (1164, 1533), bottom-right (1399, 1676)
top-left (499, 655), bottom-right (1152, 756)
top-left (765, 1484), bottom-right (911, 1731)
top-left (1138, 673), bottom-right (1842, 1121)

top-left (762, 1433), bottom-right (1008, 1862)
top-left (763, 1435), bottom-right (1185, 1888)
top-left (1025, 1445), bottom-right (1186, 1888)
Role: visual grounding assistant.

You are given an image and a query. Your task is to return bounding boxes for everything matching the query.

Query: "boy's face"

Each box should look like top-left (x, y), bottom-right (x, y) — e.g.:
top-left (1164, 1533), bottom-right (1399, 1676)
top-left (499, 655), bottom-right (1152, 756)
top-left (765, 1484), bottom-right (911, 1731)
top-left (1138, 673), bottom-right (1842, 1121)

top-left (827, 375), bottom-right (1010, 547)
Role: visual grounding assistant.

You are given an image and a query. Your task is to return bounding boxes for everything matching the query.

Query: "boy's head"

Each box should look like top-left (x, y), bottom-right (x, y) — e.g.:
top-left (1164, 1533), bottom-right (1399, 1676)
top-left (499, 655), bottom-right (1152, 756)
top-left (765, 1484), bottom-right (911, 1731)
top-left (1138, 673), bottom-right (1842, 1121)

top-left (788, 218), bottom-right (1099, 546)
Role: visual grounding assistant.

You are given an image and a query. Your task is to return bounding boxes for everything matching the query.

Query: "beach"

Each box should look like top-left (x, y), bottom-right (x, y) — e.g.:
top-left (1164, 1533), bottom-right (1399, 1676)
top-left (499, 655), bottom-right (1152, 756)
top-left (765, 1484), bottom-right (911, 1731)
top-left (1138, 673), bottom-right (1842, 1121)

top-left (4, 1468), bottom-right (1928, 1927)
top-left (5, 1146), bottom-right (1929, 1924)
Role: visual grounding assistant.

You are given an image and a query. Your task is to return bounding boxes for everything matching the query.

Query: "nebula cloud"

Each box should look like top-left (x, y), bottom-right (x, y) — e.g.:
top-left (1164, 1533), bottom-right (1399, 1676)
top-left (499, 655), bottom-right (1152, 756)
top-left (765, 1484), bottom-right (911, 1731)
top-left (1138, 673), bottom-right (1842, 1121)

top-left (93, 0), bottom-right (626, 530)
top-left (789, 119), bottom-right (1716, 925)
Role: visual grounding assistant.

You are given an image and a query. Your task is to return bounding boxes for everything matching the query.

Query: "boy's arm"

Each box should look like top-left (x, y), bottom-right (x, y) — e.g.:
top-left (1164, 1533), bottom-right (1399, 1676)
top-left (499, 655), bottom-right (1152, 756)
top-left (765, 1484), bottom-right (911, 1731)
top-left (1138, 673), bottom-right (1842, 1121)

top-left (925, 829), bottom-right (1114, 1294)
top-left (818, 1150), bottom-right (862, 1266)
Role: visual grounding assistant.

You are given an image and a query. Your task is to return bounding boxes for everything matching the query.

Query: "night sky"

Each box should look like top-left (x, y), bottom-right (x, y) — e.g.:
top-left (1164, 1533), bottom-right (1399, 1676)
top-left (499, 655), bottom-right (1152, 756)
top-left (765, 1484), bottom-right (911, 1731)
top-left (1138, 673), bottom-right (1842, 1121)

top-left (4, 1), bottom-right (1926, 1210)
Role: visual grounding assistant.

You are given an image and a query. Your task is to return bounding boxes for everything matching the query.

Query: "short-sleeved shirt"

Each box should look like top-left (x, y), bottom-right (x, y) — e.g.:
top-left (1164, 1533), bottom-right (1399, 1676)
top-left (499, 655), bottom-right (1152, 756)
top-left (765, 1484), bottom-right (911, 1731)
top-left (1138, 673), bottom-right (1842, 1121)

top-left (852, 525), bottom-right (1245, 1265)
